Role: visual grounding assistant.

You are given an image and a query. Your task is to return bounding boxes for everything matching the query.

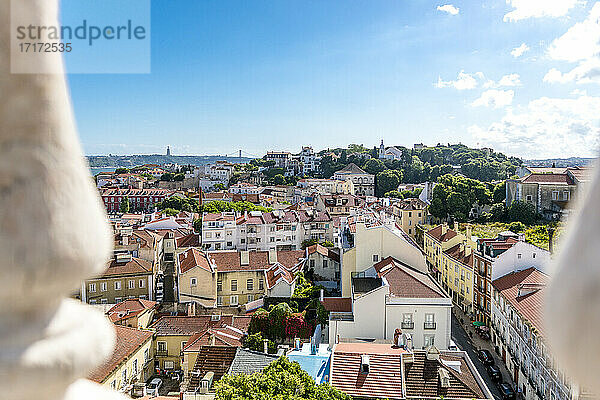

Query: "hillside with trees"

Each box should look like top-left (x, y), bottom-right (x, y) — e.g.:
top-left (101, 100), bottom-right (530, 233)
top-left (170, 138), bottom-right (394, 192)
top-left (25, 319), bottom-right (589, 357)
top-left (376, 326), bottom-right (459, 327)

top-left (318, 143), bottom-right (521, 183)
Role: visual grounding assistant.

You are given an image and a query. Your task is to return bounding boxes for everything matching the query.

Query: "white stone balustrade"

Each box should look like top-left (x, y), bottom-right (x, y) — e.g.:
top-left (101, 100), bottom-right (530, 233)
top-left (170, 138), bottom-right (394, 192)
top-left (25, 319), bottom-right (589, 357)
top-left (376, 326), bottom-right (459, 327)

top-left (0, 1), bottom-right (126, 399)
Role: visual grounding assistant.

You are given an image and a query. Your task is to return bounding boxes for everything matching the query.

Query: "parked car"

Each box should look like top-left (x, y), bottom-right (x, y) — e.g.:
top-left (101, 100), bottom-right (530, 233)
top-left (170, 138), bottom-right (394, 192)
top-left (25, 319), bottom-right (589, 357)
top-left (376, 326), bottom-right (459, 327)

top-left (146, 378), bottom-right (162, 396)
top-left (477, 349), bottom-right (495, 366)
top-left (498, 383), bottom-right (516, 400)
top-left (486, 364), bottom-right (502, 382)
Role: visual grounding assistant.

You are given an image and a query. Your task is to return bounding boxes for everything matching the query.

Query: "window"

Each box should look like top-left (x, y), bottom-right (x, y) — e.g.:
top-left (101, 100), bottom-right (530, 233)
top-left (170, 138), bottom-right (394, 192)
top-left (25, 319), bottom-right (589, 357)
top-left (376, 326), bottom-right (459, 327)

top-left (190, 277), bottom-right (197, 286)
top-left (128, 280), bottom-right (135, 289)
top-left (157, 341), bottom-right (167, 352)
top-left (101, 298), bottom-right (108, 304)
top-left (425, 313), bottom-right (436, 329)
top-left (310, 259), bottom-right (315, 268)
top-left (121, 368), bottom-right (127, 385)
top-left (230, 295), bottom-right (239, 306)
top-left (372, 255), bottom-right (379, 262)
top-left (111, 380), bottom-right (116, 390)
top-left (323, 260), bottom-right (328, 268)
top-left (217, 296), bottom-right (223, 306)
top-left (231, 280), bottom-right (237, 291)
top-left (89, 283), bottom-right (96, 293)
top-left (259, 279), bottom-right (264, 290)
top-left (402, 313), bottom-right (414, 329)
top-left (181, 341), bottom-right (187, 350)
top-left (100, 282), bottom-right (107, 292)
top-left (424, 335), bottom-right (435, 347)
top-left (115, 297), bottom-right (122, 303)
top-left (552, 191), bottom-right (559, 200)
top-left (164, 361), bottom-right (174, 370)
top-left (526, 194), bottom-right (532, 201)
top-left (139, 279), bottom-right (145, 288)
top-left (247, 294), bottom-right (254, 302)
top-left (144, 348), bottom-right (149, 363)
top-left (132, 359), bottom-right (138, 376)
top-left (518, 253), bottom-right (522, 259)
top-left (217, 279), bottom-right (223, 291)
top-left (89, 299), bottom-right (97, 305)
top-left (533, 253), bottom-right (536, 259)
top-left (115, 281), bottom-right (121, 290)
top-left (247, 279), bottom-right (254, 291)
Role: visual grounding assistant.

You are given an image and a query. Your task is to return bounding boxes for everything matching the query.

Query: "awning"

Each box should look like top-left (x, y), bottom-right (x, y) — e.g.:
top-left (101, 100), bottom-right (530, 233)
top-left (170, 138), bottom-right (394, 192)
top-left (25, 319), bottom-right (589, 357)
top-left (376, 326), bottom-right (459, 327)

top-left (472, 321), bottom-right (485, 327)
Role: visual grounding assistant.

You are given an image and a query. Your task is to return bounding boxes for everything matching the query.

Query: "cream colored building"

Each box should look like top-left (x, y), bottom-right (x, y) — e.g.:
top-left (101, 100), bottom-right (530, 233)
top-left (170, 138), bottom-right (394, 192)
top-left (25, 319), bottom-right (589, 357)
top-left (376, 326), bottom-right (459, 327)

top-left (391, 198), bottom-right (428, 238)
top-left (177, 248), bottom-right (218, 308)
top-left (88, 326), bottom-right (154, 392)
top-left (341, 222), bottom-right (428, 297)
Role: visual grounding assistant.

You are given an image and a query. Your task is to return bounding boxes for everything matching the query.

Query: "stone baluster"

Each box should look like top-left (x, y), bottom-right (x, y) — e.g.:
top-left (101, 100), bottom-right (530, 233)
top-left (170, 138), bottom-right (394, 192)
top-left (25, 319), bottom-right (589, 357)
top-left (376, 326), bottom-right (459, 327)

top-left (0, 1), bottom-right (126, 399)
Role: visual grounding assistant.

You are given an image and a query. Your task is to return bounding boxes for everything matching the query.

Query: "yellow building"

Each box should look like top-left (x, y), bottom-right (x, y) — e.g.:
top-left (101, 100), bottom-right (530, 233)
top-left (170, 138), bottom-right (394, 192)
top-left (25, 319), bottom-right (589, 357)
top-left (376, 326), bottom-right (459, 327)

top-left (391, 198), bottom-right (428, 238)
top-left (106, 298), bottom-right (157, 329)
top-left (424, 225), bottom-right (470, 278)
top-left (177, 248), bottom-right (218, 307)
top-left (441, 243), bottom-right (475, 313)
top-left (151, 315), bottom-right (251, 371)
top-left (88, 325), bottom-right (154, 392)
top-left (82, 253), bottom-right (153, 305)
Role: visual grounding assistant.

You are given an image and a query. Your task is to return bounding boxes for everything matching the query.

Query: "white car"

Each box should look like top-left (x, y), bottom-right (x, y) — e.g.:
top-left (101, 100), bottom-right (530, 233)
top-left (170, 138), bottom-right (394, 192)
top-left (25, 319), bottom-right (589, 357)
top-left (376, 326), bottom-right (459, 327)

top-left (146, 378), bottom-right (162, 397)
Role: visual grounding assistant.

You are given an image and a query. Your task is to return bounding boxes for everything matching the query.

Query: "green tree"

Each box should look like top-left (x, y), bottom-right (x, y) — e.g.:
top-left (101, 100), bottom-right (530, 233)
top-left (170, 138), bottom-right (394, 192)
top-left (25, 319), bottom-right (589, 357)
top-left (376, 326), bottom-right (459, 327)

top-left (507, 200), bottom-right (538, 225)
top-left (162, 208), bottom-right (180, 216)
top-left (301, 238), bottom-right (319, 249)
top-left (493, 181), bottom-right (506, 203)
top-left (273, 174), bottom-right (286, 185)
top-left (193, 218), bottom-right (202, 233)
top-left (376, 170), bottom-right (401, 197)
top-left (215, 357), bottom-right (351, 400)
top-left (243, 333), bottom-right (276, 354)
top-left (173, 173), bottom-right (185, 181)
top-left (158, 196), bottom-right (198, 212)
top-left (119, 196), bottom-right (130, 213)
top-left (114, 167), bottom-right (129, 174)
top-left (160, 172), bottom-right (174, 181)
top-left (385, 190), bottom-right (404, 199)
top-left (363, 158), bottom-right (385, 175)
top-left (214, 183), bottom-right (226, 191)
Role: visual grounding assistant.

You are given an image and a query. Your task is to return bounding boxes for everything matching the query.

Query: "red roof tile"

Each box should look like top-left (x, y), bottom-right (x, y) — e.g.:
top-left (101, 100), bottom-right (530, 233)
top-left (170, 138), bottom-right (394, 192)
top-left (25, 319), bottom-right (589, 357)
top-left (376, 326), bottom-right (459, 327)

top-left (101, 257), bottom-right (152, 277)
top-left (375, 257), bottom-right (446, 299)
top-left (107, 298), bottom-right (156, 323)
top-left (151, 315), bottom-right (251, 336)
top-left (321, 297), bottom-right (352, 313)
top-left (178, 248), bottom-right (214, 274)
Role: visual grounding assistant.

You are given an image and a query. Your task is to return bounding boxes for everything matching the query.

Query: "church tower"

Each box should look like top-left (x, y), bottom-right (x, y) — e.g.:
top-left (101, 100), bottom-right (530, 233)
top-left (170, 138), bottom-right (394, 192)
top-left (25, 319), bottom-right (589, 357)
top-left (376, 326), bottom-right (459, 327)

top-left (166, 146), bottom-right (171, 156)
top-left (379, 139), bottom-right (385, 159)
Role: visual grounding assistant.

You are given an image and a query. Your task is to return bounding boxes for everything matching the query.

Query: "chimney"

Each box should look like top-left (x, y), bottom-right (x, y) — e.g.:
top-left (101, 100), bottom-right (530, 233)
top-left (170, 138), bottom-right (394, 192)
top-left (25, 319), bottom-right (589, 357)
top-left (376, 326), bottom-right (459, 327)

top-left (465, 245), bottom-right (472, 257)
top-left (268, 249), bottom-right (277, 264)
top-left (319, 289), bottom-right (324, 302)
top-left (438, 368), bottom-right (451, 388)
top-left (241, 251), bottom-right (250, 266)
top-left (466, 224), bottom-right (472, 240)
top-left (441, 224), bottom-right (448, 236)
top-left (210, 333), bottom-right (216, 346)
top-left (263, 339), bottom-right (269, 354)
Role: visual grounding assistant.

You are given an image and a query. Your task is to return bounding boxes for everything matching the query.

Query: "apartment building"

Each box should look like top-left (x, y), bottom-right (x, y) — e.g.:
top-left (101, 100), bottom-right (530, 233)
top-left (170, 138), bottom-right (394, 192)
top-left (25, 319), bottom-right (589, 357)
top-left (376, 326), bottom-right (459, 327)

top-left (81, 253), bottom-right (153, 305)
top-left (315, 193), bottom-right (365, 216)
top-left (423, 225), bottom-right (472, 280)
top-left (101, 188), bottom-right (174, 213)
top-left (333, 163), bottom-right (375, 196)
top-left (491, 268), bottom-right (577, 400)
top-left (440, 243), bottom-right (474, 314)
top-left (201, 209), bottom-right (334, 252)
top-left (506, 167), bottom-right (590, 220)
top-left (298, 146), bottom-right (321, 174)
top-left (88, 326), bottom-right (154, 391)
top-left (306, 244), bottom-right (341, 286)
top-left (474, 231), bottom-right (550, 326)
top-left (327, 256), bottom-right (452, 349)
top-left (295, 178), bottom-right (355, 203)
top-left (391, 198), bottom-right (428, 238)
top-left (177, 248), bottom-right (218, 308)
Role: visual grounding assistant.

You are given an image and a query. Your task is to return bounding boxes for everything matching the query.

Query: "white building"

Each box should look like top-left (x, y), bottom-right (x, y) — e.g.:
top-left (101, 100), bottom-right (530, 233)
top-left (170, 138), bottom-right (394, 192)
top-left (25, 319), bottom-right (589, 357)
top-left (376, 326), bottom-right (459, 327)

top-left (333, 163), bottom-right (375, 197)
top-left (378, 140), bottom-right (404, 161)
top-left (491, 268), bottom-right (579, 400)
top-left (201, 209), bottom-right (335, 252)
top-left (298, 146), bottom-right (321, 175)
top-left (324, 256), bottom-right (452, 349)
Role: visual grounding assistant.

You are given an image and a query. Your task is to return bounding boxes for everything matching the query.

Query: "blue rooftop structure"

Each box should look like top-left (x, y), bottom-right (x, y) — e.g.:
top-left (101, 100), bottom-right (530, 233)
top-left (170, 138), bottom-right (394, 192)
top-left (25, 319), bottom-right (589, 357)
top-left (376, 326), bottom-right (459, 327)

top-left (287, 342), bottom-right (331, 384)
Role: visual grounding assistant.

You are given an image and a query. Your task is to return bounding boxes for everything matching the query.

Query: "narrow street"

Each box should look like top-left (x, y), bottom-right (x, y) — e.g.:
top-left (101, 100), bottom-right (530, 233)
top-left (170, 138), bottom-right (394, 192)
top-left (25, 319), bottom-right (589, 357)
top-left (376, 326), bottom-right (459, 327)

top-left (451, 312), bottom-right (506, 400)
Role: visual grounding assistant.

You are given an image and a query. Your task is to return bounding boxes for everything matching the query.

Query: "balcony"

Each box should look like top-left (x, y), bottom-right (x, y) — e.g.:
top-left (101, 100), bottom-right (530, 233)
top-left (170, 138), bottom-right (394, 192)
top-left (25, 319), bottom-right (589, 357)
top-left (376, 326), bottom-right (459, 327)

top-left (155, 349), bottom-right (168, 357)
top-left (401, 322), bottom-right (414, 329)
top-left (424, 322), bottom-right (437, 330)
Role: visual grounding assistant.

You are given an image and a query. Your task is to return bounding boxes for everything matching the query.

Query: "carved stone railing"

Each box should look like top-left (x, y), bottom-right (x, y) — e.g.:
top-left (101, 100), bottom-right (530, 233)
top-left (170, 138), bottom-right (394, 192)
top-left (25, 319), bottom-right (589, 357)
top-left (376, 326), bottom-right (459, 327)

top-left (0, 1), bottom-right (126, 399)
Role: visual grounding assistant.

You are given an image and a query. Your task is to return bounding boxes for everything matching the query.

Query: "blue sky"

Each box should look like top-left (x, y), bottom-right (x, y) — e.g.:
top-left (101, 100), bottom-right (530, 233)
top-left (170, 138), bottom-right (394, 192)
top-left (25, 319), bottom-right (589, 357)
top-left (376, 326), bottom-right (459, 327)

top-left (65, 0), bottom-right (600, 159)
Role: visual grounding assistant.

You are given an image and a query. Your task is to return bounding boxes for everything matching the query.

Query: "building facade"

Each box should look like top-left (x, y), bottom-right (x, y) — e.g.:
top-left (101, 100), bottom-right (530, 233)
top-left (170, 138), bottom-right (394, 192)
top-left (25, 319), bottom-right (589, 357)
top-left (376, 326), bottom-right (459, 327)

top-left (333, 163), bottom-right (375, 196)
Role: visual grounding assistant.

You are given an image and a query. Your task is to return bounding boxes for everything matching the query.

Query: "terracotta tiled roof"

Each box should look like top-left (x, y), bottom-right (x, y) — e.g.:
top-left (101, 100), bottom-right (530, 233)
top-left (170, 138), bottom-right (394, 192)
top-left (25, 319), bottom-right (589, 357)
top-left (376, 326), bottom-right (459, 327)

top-left (182, 327), bottom-right (244, 350)
top-left (444, 244), bottom-right (474, 267)
top-left (394, 198), bottom-right (427, 211)
top-left (403, 352), bottom-right (486, 399)
top-left (101, 188), bottom-right (174, 196)
top-left (321, 297), bottom-right (352, 313)
top-left (207, 250), bottom-right (305, 272)
top-left (521, 173), bottom-right (573, 185)
top-left (187, 346), bottom-right (238, 392)
top-left (151, 315), bottom-right (251, 336)
top-left (306, 244), bottom-right (340, 262)
top-left (178, 248), bottom-right (214, 274)
top-left (264, 264), bottom-right (296, 289)
top-left (101, 257), bottom-right (152, 277)
top-left (331, 349), bottom-right (404, 399)
top-left (107, 298), bottom-right (156, 323)
top-left (203, 213), bottom-right (236, 222)
top-left (374, 257), bottom-right (446, 299)
top-left (492, 267), bottom-right (549, 338)
top-left (88, 326), bottom-right (153, 383)
top-left (176, 233), bottom-right (200, 248)
top-left (335, 163), bottom-right (370, 175)
top-left (427, 225), bottom-right (458, 243)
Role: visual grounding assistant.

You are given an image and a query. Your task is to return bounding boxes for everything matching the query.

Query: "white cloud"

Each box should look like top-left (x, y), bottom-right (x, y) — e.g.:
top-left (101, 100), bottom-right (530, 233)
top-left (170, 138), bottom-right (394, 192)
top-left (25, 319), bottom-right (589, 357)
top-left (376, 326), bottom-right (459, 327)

top-left (436, 71), bottom-right (484, 90)
top-left (437, 4), bottom-right (460, 15)
top-left (472, 89), bottom-right (515, 108)
top-left (504, 0), bottom-right (582, 22)
top-left (511, 43), bottom-right (530, 58)
top-left (469, 94), bottom-right (600, 158)
top-left (545, 3), bottom-right (600, 85)
top-left (483, 73), bottom-right (522, 88)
